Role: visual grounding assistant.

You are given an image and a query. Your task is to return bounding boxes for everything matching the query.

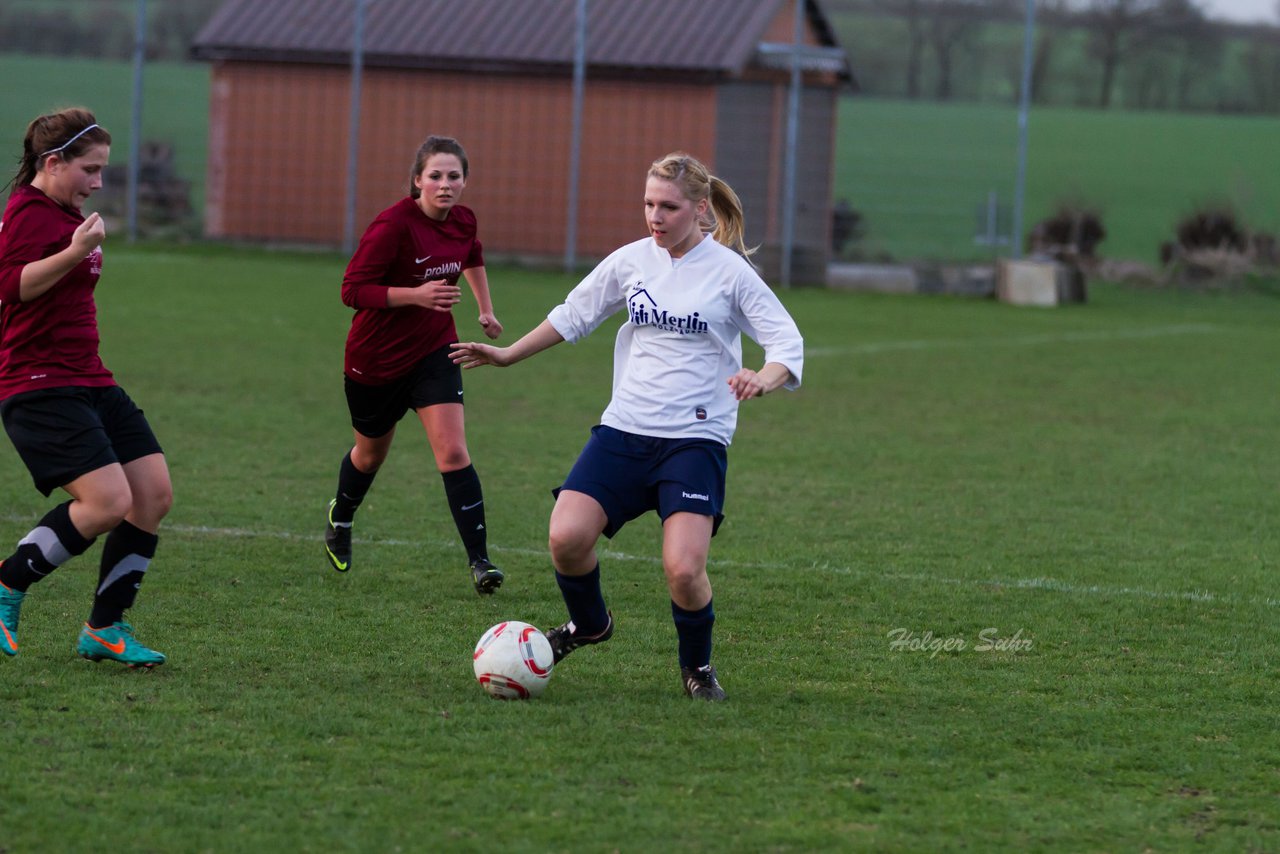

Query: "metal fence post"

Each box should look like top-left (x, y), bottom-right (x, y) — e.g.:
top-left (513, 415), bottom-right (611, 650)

top-left (127, 0), bottom-right (146, 243)
top-left (780, 0), bottom-right (804, 288)
top-left (564, 0), bottom-right (587, 274)
top-left (1012, 0), bottom-right (1036, 260)
top-left (343, 0), bottom-right (367, 255)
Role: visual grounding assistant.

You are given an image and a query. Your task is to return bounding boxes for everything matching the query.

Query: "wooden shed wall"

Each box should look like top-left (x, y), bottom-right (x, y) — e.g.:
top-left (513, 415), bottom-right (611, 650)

top-left (206, 61), bottom-right (717, 257)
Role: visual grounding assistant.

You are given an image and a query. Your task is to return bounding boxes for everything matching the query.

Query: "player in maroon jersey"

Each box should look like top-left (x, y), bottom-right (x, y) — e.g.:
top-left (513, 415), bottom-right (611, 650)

top-left (324, 135), bottom-right (506, 595)
top-left (0, 108), bottom-right (171, 667)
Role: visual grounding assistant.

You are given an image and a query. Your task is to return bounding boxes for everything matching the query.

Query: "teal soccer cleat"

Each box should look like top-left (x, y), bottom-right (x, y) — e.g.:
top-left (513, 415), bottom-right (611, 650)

top-left (77, 622), bottom-right (166, 668)
top-left (0, 579), bottom-right (24, 656)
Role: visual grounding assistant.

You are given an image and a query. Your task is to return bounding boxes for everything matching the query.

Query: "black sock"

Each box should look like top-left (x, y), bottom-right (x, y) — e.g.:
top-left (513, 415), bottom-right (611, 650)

top-left (555, 564), bottom-right (609, 636)
top-left (89, 520), bottom-right (158, 629)
top-left (0, 501), bottom-right (95, 592)
top-left (672, 599), bottom-right (715, 670)
top-left (333, 450), bottom-right (377, 524)
top-left (441, 464), bottom-right (487, 563)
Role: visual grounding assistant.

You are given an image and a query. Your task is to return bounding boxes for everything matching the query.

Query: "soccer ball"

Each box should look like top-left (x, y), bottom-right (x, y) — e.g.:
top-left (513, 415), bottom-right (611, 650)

top-left (473, 621), bottom-right (555, 700)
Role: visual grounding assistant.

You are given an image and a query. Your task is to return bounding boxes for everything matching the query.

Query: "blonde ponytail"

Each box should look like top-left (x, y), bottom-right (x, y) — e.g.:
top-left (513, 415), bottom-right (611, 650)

top-left (648, 152), bottom-right (757, 262)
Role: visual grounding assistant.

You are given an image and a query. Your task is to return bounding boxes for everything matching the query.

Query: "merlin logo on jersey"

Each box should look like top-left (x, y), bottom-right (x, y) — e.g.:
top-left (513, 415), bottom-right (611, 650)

top-left (626, 285), bottom-right (709, 336)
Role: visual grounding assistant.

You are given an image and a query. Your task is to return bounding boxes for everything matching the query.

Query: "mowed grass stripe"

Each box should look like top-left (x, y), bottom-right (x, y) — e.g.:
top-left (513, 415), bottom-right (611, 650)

top-left (4, 514), bottom-right (1268, 612)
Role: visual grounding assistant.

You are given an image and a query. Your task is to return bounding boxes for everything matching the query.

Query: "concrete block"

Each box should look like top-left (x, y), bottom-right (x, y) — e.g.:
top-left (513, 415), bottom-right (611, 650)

top-left (827, 263), bottom-right (918, 294)
top-left (998, 261), bottom-right (1070, 307)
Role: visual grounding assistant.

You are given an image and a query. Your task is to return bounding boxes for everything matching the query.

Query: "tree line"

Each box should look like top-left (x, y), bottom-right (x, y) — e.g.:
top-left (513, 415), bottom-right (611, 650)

top-left (827, 0), bottom-right (1280, 113)
top-left (2, 0), bottom-right (1276, 114)
top-left (0, 0), bottom-right (222, 63)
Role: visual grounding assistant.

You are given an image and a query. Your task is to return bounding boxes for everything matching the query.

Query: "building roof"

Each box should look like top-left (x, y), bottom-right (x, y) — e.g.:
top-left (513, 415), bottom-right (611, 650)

top-left (191, 0), bottom-right (852, 82)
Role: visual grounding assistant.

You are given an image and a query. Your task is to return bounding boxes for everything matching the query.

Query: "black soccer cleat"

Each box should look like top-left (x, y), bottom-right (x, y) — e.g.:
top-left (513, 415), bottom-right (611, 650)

top-left (681, 664), bottom-right (727, 701)
top-left (324, 499), bottom-right (352, 573)
top-left (544, 612), bottom-right (613, 664)
top-left (469, 557), bottom-right (505, 595)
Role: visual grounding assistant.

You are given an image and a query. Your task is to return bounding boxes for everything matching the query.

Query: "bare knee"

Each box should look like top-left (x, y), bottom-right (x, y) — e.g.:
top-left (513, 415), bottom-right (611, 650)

top-left (350, 445), bottom-right (387, 472)
top-left (664, 557), bottom-right (710, 604)
top-left (78, 489), bottom-right (133, 534)
top-left (664, 561), bottom-right (698, 592)
top-left (130, 480), bottom-right (173, 529)
top-left (548, 522), bottom-right (595, 573)
top-left (433, 443), bottom-right (471, 473)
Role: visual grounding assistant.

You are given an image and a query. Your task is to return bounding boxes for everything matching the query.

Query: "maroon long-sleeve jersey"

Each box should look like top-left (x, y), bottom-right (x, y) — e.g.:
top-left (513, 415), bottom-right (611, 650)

top-left (0, 184), bottom-right (114, 400)
top-left (342, 198), bottom-right (484, 385)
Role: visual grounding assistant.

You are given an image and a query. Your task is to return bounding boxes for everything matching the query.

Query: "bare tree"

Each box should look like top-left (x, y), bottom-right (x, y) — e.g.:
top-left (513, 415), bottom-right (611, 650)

top-left (899, 0), bottom-right (928, 98)
top-left (1241, 36), bottom-right (1280, 111)
top-left (1082, 0), bottom-right (1161, 107)
top-left (927, 1), bottom-right (985, 99)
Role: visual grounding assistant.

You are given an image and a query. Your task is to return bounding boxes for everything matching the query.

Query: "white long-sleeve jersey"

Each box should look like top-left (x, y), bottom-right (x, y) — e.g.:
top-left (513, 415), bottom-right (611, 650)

top-left (547, 235), bottom-right (804, 445)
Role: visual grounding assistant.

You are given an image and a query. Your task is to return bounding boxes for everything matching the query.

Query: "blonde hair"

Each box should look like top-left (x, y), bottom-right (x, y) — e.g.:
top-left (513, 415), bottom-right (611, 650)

top-left (648, 152), bottom-right (756, 261)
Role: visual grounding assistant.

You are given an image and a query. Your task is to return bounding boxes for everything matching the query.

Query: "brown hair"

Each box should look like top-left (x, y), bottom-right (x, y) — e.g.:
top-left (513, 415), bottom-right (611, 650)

top-left (12, 108), bottom-right (111, 188)
top-left (648, 152), bottom-right (755, 260)
top-left (409, 135), bottom-right (468, 198)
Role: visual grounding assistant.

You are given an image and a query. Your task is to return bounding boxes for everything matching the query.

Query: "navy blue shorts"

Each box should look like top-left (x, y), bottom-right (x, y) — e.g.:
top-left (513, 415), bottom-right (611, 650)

top-left (1, 385), bottom-right (164, 496)
top-left (345, 344), bottom-right (463, 438)
top-left (554, 424), bottom-right (727, 539)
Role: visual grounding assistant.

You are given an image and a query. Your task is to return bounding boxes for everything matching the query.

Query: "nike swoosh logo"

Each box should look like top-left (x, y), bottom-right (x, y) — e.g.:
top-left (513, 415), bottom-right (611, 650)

top-left (461, 501), bottom-right (483, 511)
top-left (84, 628), bottom-right (126, 655)
top-left (457, 390), bottom-right (464, 395)
top-left (326, 546), bottom-right (349, 571)
top-left (415, 256), bottom-right (432, 264)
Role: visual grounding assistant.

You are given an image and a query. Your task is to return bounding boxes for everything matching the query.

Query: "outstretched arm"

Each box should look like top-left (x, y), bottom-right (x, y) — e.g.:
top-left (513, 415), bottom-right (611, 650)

top-left (450, 319), bottom-right (565, 369)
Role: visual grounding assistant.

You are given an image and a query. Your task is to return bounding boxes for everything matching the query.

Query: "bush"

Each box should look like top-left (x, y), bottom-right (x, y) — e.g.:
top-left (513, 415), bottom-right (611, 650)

top-left (1027, 204), bottom-right (1107, 263)
top-left (1174, 206), bottom-right (1248, 253)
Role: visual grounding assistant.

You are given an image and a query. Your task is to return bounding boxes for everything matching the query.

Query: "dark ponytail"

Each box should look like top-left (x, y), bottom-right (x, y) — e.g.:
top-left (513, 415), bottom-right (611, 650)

top-left (11, 108), bottom-right (111, 189)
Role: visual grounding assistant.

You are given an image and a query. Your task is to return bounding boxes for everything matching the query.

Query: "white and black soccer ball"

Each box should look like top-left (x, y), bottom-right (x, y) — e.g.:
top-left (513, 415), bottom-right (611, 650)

top-left (473, 620), bottom-right (555, 700)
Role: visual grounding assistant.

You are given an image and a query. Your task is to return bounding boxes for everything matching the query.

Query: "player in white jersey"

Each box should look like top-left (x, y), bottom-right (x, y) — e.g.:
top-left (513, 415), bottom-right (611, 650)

top-left (451, 152), bottom-right (803, 701)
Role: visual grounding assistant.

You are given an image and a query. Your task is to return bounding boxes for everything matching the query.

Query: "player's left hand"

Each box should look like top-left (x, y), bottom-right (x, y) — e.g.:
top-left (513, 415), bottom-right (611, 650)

top-left (727, 369), bottom-right (766, 401)
top-left (478, 313), bottom-right (503, 340)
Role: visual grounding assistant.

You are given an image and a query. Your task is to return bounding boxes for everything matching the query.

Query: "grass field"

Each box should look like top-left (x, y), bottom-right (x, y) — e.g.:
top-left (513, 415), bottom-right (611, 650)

top-left (1, 244), bottom-right (1278, 850)
top-left (836, 98), bottom-right (1280, 263)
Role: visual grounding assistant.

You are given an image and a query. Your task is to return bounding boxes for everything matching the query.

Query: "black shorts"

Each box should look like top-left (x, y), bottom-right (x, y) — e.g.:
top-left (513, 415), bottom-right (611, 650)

top-left (344, 345), bottom-right (464, 439)
top-left (1, 385), bottom-right (164, 496)
top-left (553, 424), bottom-right (728, 539)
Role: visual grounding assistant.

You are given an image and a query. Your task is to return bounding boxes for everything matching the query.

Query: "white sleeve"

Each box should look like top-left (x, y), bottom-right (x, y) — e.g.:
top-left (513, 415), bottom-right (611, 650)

top-left (546, 252), bottom-right (628, 343)
top-left (733, 271), bottom-right (804, 389)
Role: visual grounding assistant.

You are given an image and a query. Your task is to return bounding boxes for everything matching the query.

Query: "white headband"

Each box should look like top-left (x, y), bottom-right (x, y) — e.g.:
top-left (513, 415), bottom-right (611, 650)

top-left (39, 123), bottom-right (100, 158)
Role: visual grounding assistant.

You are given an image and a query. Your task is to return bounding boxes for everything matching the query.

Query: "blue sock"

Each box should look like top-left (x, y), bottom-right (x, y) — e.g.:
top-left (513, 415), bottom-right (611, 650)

top-left (554, 564), bottom-right (608, 635)
top-left (672, 599), bottom-right (715, 669)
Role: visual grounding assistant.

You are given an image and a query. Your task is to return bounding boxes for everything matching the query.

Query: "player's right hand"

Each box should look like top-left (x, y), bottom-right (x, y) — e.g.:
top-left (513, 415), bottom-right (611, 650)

top-left (417, 278), bottom-right (462, 311)
top-left (72, 212), bottom-right (106, 254)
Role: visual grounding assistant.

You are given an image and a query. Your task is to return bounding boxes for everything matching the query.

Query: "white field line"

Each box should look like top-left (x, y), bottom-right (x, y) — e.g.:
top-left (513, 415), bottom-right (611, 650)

top-left (105, 520), bottom-right (1280, 611)
top-left (5, 498), bottom-right (1270, 609)
top-left (807, 323), bottom-right (1219, 358)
